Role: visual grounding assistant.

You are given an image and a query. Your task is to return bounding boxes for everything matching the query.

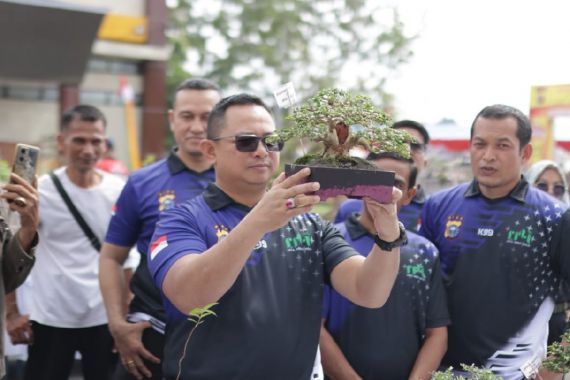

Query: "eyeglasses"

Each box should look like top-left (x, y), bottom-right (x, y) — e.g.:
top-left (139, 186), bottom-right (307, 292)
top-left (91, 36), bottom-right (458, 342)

top-left (535, 182), bottom-right (567, 198)
top-left (410, 143), bottom-right (426, 152)
top-left (210, 134), bottom-right (284, 152)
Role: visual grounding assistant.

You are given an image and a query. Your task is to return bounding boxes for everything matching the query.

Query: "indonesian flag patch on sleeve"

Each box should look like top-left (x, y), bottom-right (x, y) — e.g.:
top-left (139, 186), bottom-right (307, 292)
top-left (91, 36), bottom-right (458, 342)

top-left (150, 235), bottom-right (168, 260)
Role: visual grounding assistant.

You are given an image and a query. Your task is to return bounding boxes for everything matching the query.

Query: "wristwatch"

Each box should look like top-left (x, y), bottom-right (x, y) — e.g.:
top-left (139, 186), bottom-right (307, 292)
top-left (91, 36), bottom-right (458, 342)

top-left (374, 222), bottom-right (407, 251)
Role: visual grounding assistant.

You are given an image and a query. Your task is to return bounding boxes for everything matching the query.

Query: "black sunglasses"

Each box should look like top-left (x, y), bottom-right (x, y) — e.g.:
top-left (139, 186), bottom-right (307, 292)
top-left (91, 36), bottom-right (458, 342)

top-left (410, 143), bottom-right (426, 152)
top-left (211, 134), bottom-right (284, 152)
top-left (536, 182), bottom-right (567, 198)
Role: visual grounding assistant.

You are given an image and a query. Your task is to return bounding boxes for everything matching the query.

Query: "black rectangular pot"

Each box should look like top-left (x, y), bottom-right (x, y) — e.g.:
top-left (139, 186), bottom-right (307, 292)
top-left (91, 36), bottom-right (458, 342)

top-left (285, 164), bottom-right (395, 204)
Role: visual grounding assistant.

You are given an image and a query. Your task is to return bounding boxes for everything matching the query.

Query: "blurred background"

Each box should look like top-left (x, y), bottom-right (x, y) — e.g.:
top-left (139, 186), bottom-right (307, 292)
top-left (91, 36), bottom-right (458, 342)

top-left (1, 0), bottom-right (570, 195)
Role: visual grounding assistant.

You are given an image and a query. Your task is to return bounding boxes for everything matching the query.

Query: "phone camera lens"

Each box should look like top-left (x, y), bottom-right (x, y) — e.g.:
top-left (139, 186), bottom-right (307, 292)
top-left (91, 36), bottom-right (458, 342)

top-left (21, 149), bottom-right (27, 153)
top-left (19, 156), bottom-right (24, 161)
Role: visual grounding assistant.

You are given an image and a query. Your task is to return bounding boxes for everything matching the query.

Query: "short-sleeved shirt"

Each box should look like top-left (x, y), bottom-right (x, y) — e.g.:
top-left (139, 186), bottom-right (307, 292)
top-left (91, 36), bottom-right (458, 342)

top-left (105, 151), bottom-right (215, 321)
top-left (420, 178), bottom-right (570, 379)
top-left (334, 187), bottom-right (427, 231)
top-left (148, 183), bottom-right (358, 380)
top-left (323, 214), bottom-right (450, 380)
top-left (31, 167), bottom-right (125, 328)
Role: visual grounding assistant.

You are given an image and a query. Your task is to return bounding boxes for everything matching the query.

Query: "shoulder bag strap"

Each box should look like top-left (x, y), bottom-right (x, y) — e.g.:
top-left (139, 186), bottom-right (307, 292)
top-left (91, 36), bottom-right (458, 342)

top-left (49, 171), bottom-right (101, 252)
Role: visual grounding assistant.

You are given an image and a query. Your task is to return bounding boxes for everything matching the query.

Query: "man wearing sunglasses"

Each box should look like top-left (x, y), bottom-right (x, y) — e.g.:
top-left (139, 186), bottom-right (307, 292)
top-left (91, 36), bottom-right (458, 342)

top-left (335, 120), bottom-right (430, 232)
top-left (100, 79), bottom-right (221, 380)
top-left (420, 104), bottom-right (570, 379)
top-left (147, 93), bottom-right (405, 379)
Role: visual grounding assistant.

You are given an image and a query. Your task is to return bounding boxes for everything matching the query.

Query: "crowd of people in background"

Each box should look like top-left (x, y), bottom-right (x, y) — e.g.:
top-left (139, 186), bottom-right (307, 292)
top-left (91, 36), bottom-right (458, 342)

top-left (1, 79), bottom-right (570, 380)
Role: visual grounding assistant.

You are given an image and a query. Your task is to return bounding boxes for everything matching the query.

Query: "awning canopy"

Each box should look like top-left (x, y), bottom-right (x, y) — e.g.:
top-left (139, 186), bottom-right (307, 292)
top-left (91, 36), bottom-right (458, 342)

top-left (0, 0), bottom-right (105, 83)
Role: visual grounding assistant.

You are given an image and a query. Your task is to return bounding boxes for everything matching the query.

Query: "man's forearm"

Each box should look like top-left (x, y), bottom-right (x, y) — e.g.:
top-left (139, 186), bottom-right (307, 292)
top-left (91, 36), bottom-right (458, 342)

top-left (408, 327), bottom-right (447, 380)
top-left (99, 248), bottom-right (129, 328)
top-left (5, 291), bottom-right (19, 317)
top-left (16, 227), bottom-right (37, 253)
top-left (356, 245), bottom-right (400, 307)
top-left (332, 246), bottom-right (400, 308)
top-left (163, 213), bottom-right (267, 313)
top-left (320, 323), bottom-right (361, 380)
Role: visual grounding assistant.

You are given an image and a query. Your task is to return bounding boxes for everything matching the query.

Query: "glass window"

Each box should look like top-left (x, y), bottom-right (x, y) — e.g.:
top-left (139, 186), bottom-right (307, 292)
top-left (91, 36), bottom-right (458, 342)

top-left (87, 58), bottom-right (141, 75)
top-left (8, 87), bottom-right (42, 101)
top-left (80, 91), bottom-right (109, 105)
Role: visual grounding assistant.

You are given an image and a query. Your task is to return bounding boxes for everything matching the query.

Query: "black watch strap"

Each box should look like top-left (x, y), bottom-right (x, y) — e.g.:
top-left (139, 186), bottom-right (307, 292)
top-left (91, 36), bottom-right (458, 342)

top-left (374, 222), bottom-right (407, 251)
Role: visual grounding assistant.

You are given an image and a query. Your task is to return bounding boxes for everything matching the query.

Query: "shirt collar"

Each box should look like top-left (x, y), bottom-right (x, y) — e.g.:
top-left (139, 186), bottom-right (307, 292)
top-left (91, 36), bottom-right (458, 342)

top-left (344, 213), bottom-right (370, 240)
top-left (464, 176), bottom-right (529, 203)
top-left (203, 183), bottom-right (252, 212)
top-left (167, 148), bottom-right (214, 175)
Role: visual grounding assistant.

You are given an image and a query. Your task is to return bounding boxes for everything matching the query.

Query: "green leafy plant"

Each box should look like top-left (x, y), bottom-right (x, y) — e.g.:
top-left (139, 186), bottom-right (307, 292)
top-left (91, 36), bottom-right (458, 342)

top-left (0, 159), bottom-right (10, 184)
top-left (271, 88), bottom-right (415, 168)
top-left (431, 364), bottom-right (501, 380)
top-left (543, 330), bottom-right (570, 374)
top-left (176, 302), bottom-right (218, 380)
top-left (432, 331), bottom-right (570, 380)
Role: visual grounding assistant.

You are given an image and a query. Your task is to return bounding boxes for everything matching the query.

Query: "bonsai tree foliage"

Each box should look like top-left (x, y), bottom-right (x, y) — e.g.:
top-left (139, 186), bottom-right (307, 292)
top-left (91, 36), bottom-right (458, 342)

top-left (431, 365), bottom-right (501, 380)
top-left (542, 329), bottom-right (570, 374)
top-left (273, 88), bottom-right (416, 167)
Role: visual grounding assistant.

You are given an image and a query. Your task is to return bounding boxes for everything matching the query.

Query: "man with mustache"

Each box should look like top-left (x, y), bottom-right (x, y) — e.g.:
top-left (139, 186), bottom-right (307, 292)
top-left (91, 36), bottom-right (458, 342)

top-left (100, 79), bottom-right (220, 380)
top-left (420, 104), bottom-right (570, 380)
top-left (13, 105), bottom-right (127, 380)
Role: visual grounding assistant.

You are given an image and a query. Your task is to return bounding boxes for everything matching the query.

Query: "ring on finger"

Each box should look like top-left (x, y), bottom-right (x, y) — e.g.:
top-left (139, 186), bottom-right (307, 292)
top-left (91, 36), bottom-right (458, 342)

top-left (285, 197), bottom-right (296, 209)
top-left (126, 360), bottom-right (135, 366)
top-left (14, 197), bottom-right (26, 207)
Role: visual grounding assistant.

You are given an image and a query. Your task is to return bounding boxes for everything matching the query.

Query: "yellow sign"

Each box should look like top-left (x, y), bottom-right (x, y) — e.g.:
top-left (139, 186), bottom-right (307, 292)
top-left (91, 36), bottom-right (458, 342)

top-left (98, 14), bottom-right (148, 44)
top-left (530, 85), bottom-right (570, 108)
top-left (529, 84), bottom-right (570, 162)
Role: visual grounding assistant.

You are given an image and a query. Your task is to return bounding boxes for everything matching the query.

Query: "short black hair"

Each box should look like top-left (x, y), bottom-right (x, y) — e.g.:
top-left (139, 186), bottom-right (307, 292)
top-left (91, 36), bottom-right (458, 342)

top-left (470, 104), bottom-right (532, 148)
top-left (392, 120), bottom-right (430, 145)
top-left (175, 78), bottom-right (221, 94)
top-left (207, 93), bottom-right (272, 139)
top-left (61, 104), bottom-right (106, 131)
top-left (367, 151), bottom-right (418, 189)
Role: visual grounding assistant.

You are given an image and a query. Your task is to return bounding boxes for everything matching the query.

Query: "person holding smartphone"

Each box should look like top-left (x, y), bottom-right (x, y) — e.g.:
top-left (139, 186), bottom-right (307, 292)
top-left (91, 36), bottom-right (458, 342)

top-left (7, 105), bottom-right (127, 380)
top-left (0, 171), bottom-right (39, 379)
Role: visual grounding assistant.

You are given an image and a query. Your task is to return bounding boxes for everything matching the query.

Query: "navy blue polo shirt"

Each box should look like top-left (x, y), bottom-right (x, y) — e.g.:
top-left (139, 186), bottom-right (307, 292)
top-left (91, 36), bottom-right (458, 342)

top-left (148, 183), bottom-right (358, 380)
top-left (420, 178), bottom-right (570, 375)
top-left (105, 150), bottom-right (215, 320)
top-left (334, 187), bottom-right (427, 231)
top-left (323, 214), bottom-right (449, 380)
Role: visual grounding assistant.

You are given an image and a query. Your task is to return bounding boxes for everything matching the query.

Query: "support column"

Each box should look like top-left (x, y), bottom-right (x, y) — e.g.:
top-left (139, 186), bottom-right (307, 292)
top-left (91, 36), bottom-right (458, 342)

top-left (59, 84), bottom-right (79, 128)
top-left (142, 61), bottom-right (167, 158)
top-left (142, 0), bottom-right (168, 158)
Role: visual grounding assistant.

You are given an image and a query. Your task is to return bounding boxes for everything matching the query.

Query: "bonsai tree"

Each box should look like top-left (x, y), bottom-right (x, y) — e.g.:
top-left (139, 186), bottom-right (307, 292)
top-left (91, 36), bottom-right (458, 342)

top-left (273, 88), bottom-right (416, 168)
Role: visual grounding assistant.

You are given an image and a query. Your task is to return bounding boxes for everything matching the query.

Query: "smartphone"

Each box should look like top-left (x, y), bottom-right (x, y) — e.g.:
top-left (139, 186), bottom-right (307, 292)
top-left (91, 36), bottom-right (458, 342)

top-left (11, 144), bottom-right (40, 184)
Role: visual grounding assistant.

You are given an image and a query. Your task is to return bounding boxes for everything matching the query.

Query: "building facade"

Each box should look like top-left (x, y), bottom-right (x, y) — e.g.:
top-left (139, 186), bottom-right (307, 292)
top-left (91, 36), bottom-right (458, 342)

top-left (0, 0), bottom-right (170, 171)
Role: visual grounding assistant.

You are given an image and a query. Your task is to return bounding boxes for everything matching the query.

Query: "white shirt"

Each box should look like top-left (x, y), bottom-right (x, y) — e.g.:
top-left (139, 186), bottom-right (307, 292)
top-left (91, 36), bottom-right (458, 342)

top-left (28, 167), bottom-right (125, 328)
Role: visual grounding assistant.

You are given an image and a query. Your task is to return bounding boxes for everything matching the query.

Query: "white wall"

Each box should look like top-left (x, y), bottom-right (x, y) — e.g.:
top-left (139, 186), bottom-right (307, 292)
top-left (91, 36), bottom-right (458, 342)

top-left (62, 0), bottom-right (145, 16)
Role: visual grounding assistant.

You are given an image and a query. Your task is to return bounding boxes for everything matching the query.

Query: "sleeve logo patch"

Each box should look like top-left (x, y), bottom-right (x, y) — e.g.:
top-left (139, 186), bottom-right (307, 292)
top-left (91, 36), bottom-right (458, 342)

top-left (150, 235), bottom-right (168, 260)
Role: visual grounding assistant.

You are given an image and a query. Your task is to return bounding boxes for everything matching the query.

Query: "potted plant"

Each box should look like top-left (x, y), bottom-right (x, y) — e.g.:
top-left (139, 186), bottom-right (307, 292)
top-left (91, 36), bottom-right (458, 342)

top-left (273, 88), bottom-right (415, 203)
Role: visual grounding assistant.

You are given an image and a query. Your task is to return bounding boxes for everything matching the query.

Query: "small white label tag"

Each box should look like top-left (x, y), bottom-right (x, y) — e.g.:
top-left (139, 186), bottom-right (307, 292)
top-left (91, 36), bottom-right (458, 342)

top-left (520, 354), bottom-right (541, 379)
top-left (273, 82), bottom-right (297, 109)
